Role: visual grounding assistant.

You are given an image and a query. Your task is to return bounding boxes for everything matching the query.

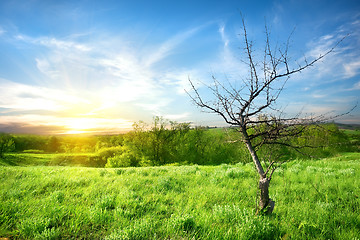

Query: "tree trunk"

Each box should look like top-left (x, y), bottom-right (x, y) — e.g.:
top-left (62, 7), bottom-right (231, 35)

top-left (258, 177), bottom-right (275, 214)
top-left (241, 128), bottom-right (275, 214)
top-left (241, 128), bottom-right (265, 176)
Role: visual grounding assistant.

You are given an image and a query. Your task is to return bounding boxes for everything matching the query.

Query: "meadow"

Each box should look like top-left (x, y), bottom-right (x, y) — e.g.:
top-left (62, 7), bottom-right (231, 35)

top-left (1, 152), bottom-right (359, 239)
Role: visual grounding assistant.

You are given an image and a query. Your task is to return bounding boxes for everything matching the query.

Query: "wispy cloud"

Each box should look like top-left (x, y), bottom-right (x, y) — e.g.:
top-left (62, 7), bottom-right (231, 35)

top-left (347, 80), bottom-right (360, 91)
top-left (300, 19), bottom-right (360, 83)
top-left (343, 60), bottom-right (360, 78)
top-left (0, 79), bottom-right (89, 112)
top-left (13, 29), bottom-right (191, 106)
top-left (198, 23), bottom-right (249, 84)
top-left (0, 24), bottom-right (215, 133)
top-left (143, 26), bottom-right (203, 67)
top-left (218, 23), bottom-right (229, 47)
top-left (15, 34), bottom-right (91, 52)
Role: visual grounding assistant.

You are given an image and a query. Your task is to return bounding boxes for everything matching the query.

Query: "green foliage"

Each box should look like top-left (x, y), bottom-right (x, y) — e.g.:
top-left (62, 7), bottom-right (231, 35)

top-left (12, 134), bottom-right (98, 153)
top-left (97, 146), bottom-right (123, 162)
top-left (46, 136), bottom-right (61, 153)
top-left (0, 133), bottom-right (15, 158)
top-left (12, 135), bottom-right (48, 152)
top-left (121, 117), bottom-right (248, 167)
top-left (252, 123), bottom-right (354, 162)
top-left (96, 135), bottom-right (124, 151)
top-left (105, 146), bottom-right (140, 168)
top-left (0, 153), bottom-right (359, 239)
top-left (343, 129), bottom-right (360, 152)
top-left (4, 121), bottom-right (358, 168)
top-left (58, 135), bottom-right (98, 153)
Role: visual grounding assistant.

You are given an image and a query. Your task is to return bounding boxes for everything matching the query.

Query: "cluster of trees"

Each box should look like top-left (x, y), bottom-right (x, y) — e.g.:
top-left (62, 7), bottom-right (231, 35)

top-left (103, 118), bottom-right (353, 168)
top-left (2, 134), bottom-right (98, 153)
top-left (105, 116), bottom-right (244, 167)
top-left (0, 119), bottom-right (353, 168)
top-left (0, 117), bottom-right (356, 167)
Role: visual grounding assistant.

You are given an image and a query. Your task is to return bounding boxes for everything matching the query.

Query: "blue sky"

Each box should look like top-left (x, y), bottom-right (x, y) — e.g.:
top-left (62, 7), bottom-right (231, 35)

top-left (0, 0), bottom-right (359, 134)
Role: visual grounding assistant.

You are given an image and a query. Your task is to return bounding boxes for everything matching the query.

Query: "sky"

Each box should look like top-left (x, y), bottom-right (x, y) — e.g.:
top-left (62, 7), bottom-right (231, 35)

top-left (0, 0), bottom-right (359, 135)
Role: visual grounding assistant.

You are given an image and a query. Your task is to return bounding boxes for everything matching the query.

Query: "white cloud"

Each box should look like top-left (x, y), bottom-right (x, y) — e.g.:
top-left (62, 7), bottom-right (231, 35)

top-left (297, 19), bottom-right (360, 83)
top-left (16, 34), bottom-right (91, 52)
top-left (344, 60), bottom-right (360, 78)
top-left (218, 24), bottom-right (229, 47)
top-left (35, 58), bottom-right (60, 80)
top-left (349, 80), bottom-right (360, 90)
top-left (143, 26), bottom-right (203, 67)
top-left (0, 79), bottom-right (89, 112)
top-left (311, 93), bottom-right (327, 99)
top-left (1, 24), bottom-right (221, 133)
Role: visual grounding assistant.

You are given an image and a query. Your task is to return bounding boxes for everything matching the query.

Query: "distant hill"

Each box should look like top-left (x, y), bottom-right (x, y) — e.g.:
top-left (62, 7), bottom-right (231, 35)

top-left (335, 122), bottom-right (360, 130)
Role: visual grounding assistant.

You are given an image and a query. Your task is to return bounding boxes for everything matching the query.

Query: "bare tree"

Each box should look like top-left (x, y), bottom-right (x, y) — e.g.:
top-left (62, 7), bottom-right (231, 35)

top-left (187, 17), bottom-right (347, 214)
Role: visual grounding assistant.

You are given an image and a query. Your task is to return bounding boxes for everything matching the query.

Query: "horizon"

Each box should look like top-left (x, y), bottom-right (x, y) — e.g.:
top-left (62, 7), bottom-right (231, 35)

top-left (0, 0), bottom-right (359, 135)
top-left (2, 122), bottom-right (358, 137)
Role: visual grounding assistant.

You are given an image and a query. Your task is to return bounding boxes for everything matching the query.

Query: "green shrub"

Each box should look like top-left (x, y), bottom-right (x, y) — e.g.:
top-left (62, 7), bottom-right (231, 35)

top-left (97, 146), bottom-right (123, 161)
top-left (105, 146), bottom-right (139, 168)
top-left (106, 153), bottom-right (136, 168)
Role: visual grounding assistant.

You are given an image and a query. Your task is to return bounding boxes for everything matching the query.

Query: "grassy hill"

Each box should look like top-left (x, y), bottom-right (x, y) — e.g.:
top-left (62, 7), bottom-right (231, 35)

top-left (336, 122), bottom-right (360, 131)
top-left (1, 152), bottom-right (359, 239)
top-left (0, 153), bottom-right (101, 167)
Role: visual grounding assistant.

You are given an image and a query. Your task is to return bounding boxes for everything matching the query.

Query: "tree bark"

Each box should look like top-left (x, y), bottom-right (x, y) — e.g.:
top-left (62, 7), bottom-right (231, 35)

top-left (241, 128), bottom-right (265, 176)
top-left (241, 127), bottom-right (275, 213)
top-left (258, 177), bottom-right (275, 214)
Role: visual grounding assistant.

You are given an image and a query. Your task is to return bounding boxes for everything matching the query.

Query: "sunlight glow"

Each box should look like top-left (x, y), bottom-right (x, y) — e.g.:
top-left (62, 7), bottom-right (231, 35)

top-left (63, 118), bottom-right (132, 134)
top-left (61, 117), bottom-right (134, 135)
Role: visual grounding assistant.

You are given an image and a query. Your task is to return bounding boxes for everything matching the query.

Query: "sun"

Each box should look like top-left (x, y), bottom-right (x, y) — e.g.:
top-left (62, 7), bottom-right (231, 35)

top-left (60, 117), bottom-right (134, 135)
top-left (65, 130), bottom-right (88, 134)
top-left (63, 118), bottom-right (98, 134)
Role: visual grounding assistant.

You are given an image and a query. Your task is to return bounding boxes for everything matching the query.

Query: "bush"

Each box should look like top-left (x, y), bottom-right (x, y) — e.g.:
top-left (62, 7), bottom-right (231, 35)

top-left (105, 146), bottom-right (139, 168)
top-left (97, 146), bottom-right (123, 162)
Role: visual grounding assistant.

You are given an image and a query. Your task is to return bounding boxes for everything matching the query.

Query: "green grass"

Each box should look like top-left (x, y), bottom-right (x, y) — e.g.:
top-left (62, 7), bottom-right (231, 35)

top-left (0, 153), bottom-right (56, 166)
top-left (1, 153), bottom-right (100, 167)
top-left (1, 153), bottom-right (360, 239)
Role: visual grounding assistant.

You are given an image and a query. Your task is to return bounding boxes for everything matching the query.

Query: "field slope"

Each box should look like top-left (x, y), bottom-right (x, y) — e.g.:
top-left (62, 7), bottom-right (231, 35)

top-left (1, 153), bottom-right (359, 239)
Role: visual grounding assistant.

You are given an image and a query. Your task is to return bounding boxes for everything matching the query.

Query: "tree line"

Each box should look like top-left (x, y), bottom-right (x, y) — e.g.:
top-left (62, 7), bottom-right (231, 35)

top-left (0, 118), bottom-right (355, 167)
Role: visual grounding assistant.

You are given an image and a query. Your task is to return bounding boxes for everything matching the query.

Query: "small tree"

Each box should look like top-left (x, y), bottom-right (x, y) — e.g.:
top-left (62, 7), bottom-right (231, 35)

top-left (128, 117), bottom-right (191, 166)
top-left (0, 133), bottom-right (15, 158)
top-left (47, 136), bottom-right (61, 153)
top-left (188, 16), bottom-right (347, 214)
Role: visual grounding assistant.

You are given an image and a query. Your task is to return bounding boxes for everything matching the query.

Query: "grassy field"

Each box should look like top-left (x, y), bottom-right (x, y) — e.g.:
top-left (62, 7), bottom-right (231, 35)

top-left (1, 152), bottom-right (359, 239)
top-left (1, 153), bottom-right (101, 167)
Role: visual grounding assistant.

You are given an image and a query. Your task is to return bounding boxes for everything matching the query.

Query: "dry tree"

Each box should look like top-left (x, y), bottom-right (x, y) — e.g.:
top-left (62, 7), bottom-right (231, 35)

top-left (187, 16), bottom-right (349, 214)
